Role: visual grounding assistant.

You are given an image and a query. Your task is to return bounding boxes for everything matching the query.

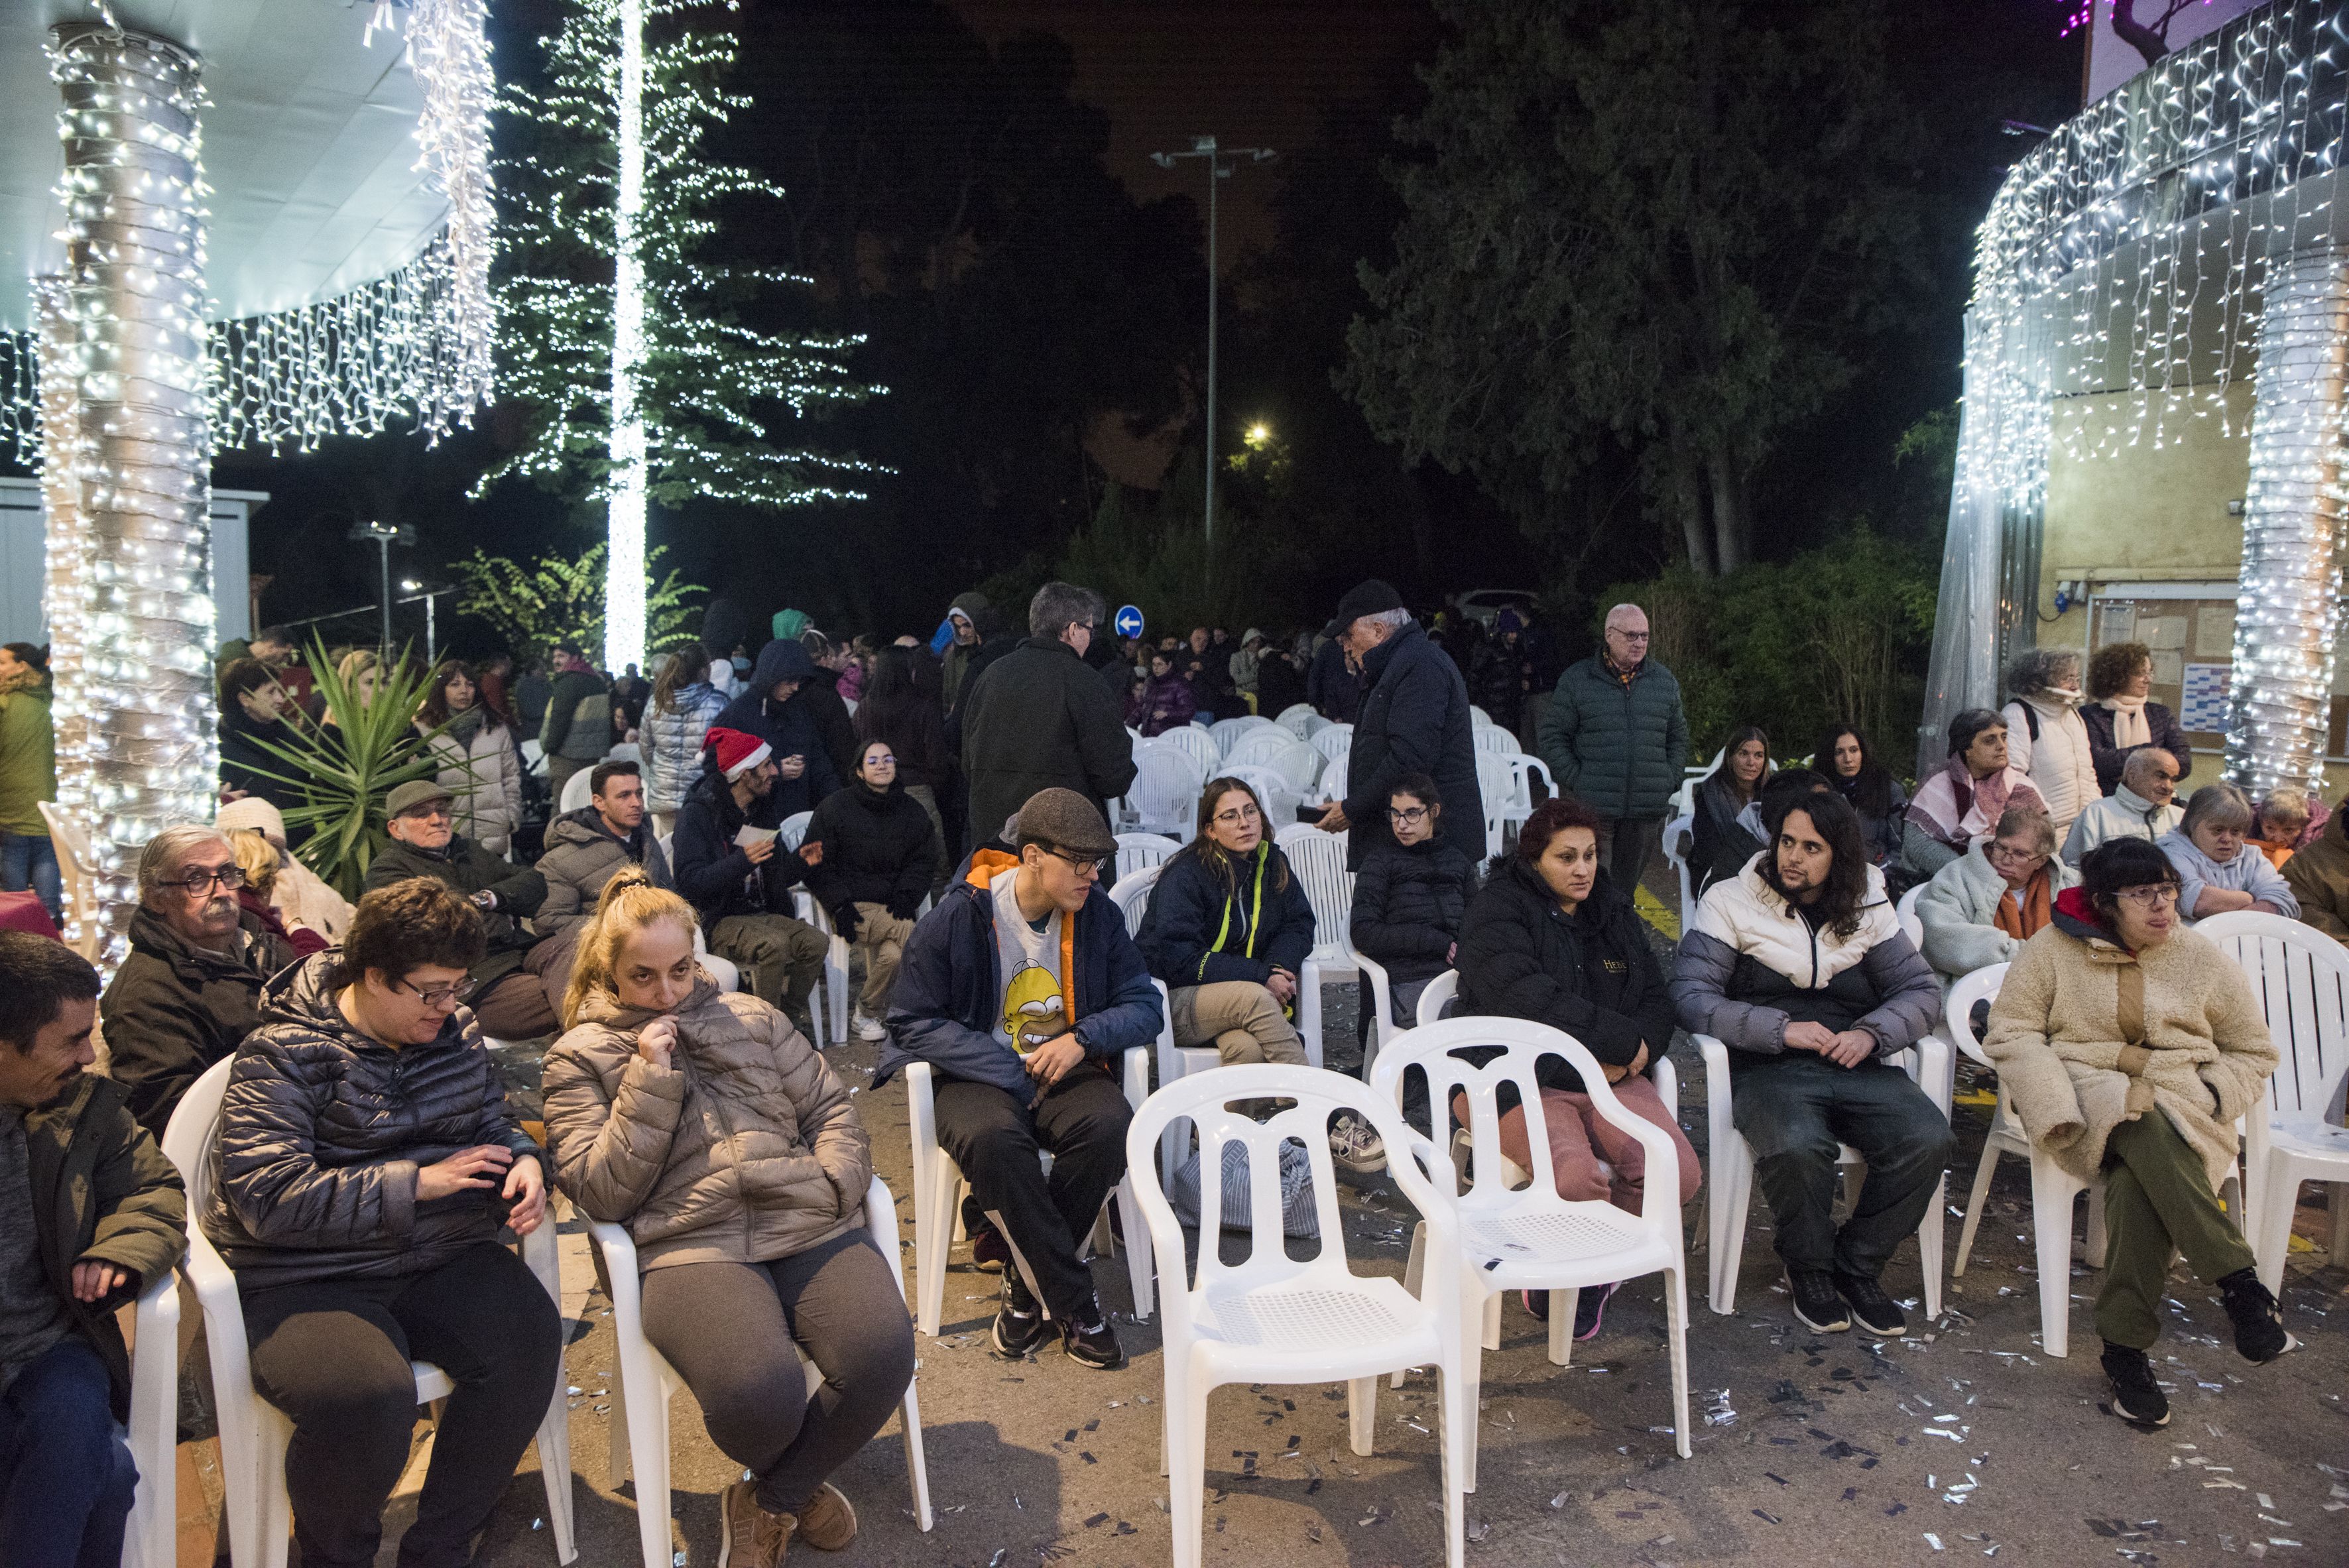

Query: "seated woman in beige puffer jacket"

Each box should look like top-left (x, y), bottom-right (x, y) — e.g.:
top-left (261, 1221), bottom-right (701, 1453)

top-left (544, 870), bottom-right (914, 1567)
top-left (1983, 837), bottom-right (2293, 1433)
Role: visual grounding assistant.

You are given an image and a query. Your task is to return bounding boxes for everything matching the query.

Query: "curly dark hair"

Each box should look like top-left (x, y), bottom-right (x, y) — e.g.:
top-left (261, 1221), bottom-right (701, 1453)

top-left (335, 877), bottom-right (486, 989)
top-left (1761, 787), bottom-right (1870, 939)
top-left (2086, 640), bottom-right (2152, 701)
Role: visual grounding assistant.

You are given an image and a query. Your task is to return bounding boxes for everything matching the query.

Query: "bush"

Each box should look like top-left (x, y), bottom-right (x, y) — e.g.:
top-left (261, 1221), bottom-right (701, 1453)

top-left (1594, 526), bottom-right (1933, 778)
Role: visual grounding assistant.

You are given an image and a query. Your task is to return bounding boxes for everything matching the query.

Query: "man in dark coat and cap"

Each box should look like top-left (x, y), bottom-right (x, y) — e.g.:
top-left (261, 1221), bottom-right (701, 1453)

top-left (1314, 581), bottom-right (1484, 871)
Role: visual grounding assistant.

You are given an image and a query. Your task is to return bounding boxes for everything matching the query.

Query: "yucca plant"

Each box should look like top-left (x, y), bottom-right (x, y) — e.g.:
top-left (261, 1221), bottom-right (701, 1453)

top-left (237, 642), bottom-right (452, 900)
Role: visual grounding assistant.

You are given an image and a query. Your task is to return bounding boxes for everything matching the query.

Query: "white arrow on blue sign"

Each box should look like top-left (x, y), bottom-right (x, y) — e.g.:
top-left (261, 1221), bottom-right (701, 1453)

top-left (1113, 604), bottom-right (1145, 639)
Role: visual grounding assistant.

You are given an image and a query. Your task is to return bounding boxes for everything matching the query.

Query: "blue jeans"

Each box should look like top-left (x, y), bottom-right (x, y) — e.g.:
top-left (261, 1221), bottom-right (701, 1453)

top-left (0, 831), bottom-right (62, 925)
top-left (0, 1337), bottom-right (139, 1568)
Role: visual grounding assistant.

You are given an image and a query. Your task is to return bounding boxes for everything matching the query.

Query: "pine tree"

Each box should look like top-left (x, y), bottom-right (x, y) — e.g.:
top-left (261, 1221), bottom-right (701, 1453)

top-left (485, 0), bottom-right (880, 665)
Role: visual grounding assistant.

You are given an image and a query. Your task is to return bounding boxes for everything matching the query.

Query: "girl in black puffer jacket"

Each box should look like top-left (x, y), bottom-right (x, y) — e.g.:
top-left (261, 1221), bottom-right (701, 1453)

top-left (204, 878), bottom-right (561, 1568)
top-left (1349, 772), bottom-right (1476, 1028)
top-left (806, 740), bottom-right (941, 1040)
top-left (1454, 796), bottom-right (1701, 1341)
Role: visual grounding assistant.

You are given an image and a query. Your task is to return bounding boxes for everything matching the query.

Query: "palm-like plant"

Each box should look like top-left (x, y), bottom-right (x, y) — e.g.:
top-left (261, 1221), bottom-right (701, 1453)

top-left (237, 643), bottom-right (452, 899)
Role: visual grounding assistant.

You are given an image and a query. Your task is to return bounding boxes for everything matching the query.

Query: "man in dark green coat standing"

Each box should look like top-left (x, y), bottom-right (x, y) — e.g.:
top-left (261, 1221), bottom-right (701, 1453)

top-left (1536, 603), bottom-right (1688, 896)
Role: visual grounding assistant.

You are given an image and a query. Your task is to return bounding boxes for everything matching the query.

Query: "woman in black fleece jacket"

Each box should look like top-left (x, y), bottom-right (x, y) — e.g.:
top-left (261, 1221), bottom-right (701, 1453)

top-left (1349, 772), bottom-right (1476, 1028)
top-left (1455, 796), bottom-right (1701, 1337)
top-left (806, 740), bottom-right (940, 1038)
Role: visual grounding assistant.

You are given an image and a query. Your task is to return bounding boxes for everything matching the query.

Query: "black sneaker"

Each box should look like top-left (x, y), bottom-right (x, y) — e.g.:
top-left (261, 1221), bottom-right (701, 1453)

top-left (1789, 1270), bottom-right (1850, 1333)
top-left (991, 1270), bottom-right (1049, 1358)
top-left (1574, 1280), bottom-right (1620, 1342)
top-left (1835, 1272), bottom-right (1907, 1337)
top-left (1060, 1294), bottom-right (1127, 1370)
top-left (2217, 1268), bottom-right (2299, 1364)
top-left (2101, 1343), bottom-right (2170, 1428)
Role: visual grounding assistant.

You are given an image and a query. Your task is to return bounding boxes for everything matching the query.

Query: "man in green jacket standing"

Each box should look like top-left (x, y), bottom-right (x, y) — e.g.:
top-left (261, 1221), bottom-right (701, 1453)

top-left (1536, 603), bottom-right (1688, 896)
top-left (0, 931), bottom-right (188, 1567)
top-left (0, 642), bottom-right (59, 926)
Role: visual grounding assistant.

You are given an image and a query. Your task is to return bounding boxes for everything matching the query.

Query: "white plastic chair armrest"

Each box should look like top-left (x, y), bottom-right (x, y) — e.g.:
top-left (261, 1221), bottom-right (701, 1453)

top-left (1297, 956), bottom-right (1325, 1069)
top-left (1696, 1033), bottom-right (1734, 1139)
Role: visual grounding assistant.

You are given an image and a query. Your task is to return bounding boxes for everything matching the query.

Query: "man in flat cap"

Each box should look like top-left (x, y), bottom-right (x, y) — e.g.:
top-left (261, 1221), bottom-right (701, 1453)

top-left (364, 778), bottom-right (556, 1037)
top-left (876, 788), bottom-right (1161, 1372)
top-left (1315, 579), bottom-right (1484, 872)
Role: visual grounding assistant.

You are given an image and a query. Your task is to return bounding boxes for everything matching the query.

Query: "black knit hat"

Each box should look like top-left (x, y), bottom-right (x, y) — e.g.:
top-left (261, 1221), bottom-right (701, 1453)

top-left (1333, 579), bottom-right (1407, 628)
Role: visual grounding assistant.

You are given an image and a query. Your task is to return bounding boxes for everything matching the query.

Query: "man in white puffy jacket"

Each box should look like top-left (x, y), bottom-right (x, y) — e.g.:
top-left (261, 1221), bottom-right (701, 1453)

top-left (1671, 789), bottom-right (1949, 1339)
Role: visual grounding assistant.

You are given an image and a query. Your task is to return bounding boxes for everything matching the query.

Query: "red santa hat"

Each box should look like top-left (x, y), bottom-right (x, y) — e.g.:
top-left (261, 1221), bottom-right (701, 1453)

top-left (704, 726), bottom-right (772, 781)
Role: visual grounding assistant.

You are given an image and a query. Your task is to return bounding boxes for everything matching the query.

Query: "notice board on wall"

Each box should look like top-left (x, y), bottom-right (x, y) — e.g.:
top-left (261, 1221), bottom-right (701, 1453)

top-left (2090, 595), bottom-right (2238, 743)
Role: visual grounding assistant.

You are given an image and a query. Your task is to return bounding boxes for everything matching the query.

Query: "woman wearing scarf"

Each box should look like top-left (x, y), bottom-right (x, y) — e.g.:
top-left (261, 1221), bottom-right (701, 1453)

top-left (1915, 805), bottom-right (2076, 984)
top-left (2080, 641), bottom-right (2194, 798)
top-left (418, 660), bottom-right (526, 858)
top-left (2000, 649), bottom-right (2098, 843)
top-left (1901, 708), bottom-right (2047, 881)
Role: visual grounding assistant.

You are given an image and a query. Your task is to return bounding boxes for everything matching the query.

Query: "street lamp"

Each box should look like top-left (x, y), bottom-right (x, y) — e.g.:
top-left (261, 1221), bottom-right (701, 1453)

top-left (398, 578), bottom-right (457, 664)
top-left (347, 520), bottom-right (415, 652)
top-left (1150, 135), bottom-right (1274, 573)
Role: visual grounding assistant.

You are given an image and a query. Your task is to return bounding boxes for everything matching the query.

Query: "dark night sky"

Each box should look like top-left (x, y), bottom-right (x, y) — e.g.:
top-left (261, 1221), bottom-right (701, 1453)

top-left (947, 0), bottom-right (1439, 265)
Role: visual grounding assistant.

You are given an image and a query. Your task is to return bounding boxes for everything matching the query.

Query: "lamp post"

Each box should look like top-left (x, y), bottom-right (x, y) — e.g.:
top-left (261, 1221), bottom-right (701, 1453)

top-left (400, 579), bottom-right (457, 664)
top-left (1150, 136), bottom-right (1274, 573)
top-left (347, 520), bottom-right (415, 652)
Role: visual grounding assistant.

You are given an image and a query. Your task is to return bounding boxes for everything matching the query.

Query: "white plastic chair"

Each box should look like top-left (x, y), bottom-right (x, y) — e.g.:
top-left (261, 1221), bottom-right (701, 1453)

top-left (1223, 727), bottom-right (1295, 770)
top-left (557, 770), bottom-right (594, 814)
top-left (1372, 1020), bottom-right (1691, 1482)
top-left (164, 1057), bottom-right (575, 1568)
top-left (1211, 716), bottom-right (1280, 756)
top-left (1469, 705), bottom-right (1493, 728)
top-left (1276, 708), bottom-right (1329, 742)
top-left (1695, 1027), bottom-right (1950, 1321)
top-left (521, 737), bottom-right (547, 778)
top-left (1894, 884), bottom-right (1925, 951)
top-left (1125, 1065), bottom-right (1469, 1568)
top-left (779, 811), bottom-right (845, 1046)
top-left (1661, 815), bottom-right (1697, 932)
top-left (1156, 725), bottom-right (1223, 780)
top-left (1112, 862), bottom-right (1323, 1184)
top-left (35, 800), bottom-right (98, 960)
top-left (1471, 753), bottom-right (1510, 859)
top-left (2197, 912), bottom-right (2349, 1292)
top-left (591, 1174), bottom-right (933, 1565)
top-left (1473, 726), bottom-right (1516, 756)
top-left (904, 1048), bottom-right (1154, 1337)
top-left (1314, 744), bottom-right (1353, 804)
top-left (1116, 831), bottom-right (1177, 881)
top-left (1262, 739), bottom-right (1325, 799)
top-left (1308, 723), bottom-right (1353, 762)
top-left (118, 1213), bottom-right (182, 1568)
top-left (1130, 744), bottom-right (1206, 839)
top-left (1417, 969), bottom-right (1459, 1028)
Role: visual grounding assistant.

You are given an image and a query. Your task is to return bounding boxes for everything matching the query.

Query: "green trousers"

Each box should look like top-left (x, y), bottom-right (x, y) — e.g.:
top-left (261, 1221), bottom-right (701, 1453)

top-left (710, 913), bottom-right (828, 1023)
top-left (2096, 1109), bottom-right (2257, 1350)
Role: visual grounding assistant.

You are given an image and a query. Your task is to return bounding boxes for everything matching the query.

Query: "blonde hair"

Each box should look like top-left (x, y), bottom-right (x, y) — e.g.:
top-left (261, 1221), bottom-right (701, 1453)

top-left (227, 827), bottom-right (280, 898)
top-left (561, 867), bottom-right (702, 1030)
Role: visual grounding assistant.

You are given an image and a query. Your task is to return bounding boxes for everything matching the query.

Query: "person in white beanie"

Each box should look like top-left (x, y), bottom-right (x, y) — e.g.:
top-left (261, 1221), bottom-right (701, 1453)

top-left (214, 795), bottom-right (353, 941)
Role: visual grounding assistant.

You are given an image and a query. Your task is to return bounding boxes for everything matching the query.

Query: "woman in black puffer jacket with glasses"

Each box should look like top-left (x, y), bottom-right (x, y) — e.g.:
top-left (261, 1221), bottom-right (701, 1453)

top-left (204, 877), bottom-right (560, 1568)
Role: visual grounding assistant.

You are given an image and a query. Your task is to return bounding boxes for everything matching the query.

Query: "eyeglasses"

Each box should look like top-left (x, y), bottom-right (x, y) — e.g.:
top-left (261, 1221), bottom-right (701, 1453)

top-left (168, 865), bottom-right (246, 895)
top-left (1211, 803), bottom-right (1263, 826)
top-left (1388, 805), bottom-right (1430, 825)
top-left (2114, 884), bottom-right (2181, 908)
top-left (396, 975), bottom-right (479, 1008)
top-left (1985, 841), bottom-right (2048, 865)
top-left (863, 754), bottom-right (896, 766)
top-left (1044, 847), bottom-right (1110, 878)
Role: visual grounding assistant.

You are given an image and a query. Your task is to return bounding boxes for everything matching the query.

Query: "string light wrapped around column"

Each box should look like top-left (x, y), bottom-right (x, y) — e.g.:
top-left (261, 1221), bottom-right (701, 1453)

top-left (52, 21), bottom-right (216, 968)
top-left (2225, 243), bottom-right (2349, 799)
top-left (34, 276), bottom-right (93, 952)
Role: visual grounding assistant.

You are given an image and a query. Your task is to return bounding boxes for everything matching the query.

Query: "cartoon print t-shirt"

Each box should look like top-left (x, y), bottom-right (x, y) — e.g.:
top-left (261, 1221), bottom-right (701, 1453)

top-left (989, 864), bottom-right (1067, 1056)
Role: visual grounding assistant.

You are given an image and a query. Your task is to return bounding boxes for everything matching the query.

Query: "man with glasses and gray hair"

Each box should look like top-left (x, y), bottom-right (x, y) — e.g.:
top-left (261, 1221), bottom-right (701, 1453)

top-left (2061, 747), bottom-right (2185, 867)
top-left (100, 823), bottom-right (298, 1138)
top-left (877, 788), bottom-right (1162, 1371)
top-left (956, 581), bottom-right (1138, 855)
top-left (363, 780), bottom-right (556, 1038)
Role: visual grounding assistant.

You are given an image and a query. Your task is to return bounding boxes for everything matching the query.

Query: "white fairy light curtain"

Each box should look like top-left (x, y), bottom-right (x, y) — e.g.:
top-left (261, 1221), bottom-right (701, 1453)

top-left (1926, 0), bottom-right (2349, 794)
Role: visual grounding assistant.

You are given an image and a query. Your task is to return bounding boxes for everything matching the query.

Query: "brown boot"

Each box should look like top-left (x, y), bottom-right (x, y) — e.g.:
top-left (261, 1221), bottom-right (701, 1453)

top-left (719, 1479), bottom-right (797, 1568)
top-left (790, 1482), bottom-right (859, 1551)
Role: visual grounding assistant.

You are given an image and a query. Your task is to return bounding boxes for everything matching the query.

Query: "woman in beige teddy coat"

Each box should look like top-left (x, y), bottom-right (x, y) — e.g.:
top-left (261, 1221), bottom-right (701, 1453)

top-left (1984, 837), bottom-right (2293, 1430)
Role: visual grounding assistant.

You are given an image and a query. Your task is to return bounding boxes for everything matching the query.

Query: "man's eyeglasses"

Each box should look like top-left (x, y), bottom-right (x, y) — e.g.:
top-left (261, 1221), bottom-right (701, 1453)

top-left (1388, 805), bottom-right (1430, 826)
top-left (1211, 803), bottom-right (1262, 826)
top-left (2114, 884), bottom-right (2181, 908)
top-left (1045, 847), bottom-right (1111, 878)
top-left (168, 865), bottom-right (245, 896)
top-left (396, 975), bottom-right (479, 1008)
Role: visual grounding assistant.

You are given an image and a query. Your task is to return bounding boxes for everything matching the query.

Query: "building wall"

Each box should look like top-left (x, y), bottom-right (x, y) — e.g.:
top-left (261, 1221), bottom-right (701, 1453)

top-left (0, 475), bottom-right (261, 647)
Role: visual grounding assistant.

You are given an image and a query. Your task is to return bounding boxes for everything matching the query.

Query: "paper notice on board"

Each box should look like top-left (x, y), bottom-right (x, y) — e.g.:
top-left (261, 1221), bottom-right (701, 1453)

top-left (2193, 609), bottom-right (2235, 658)
top-left (2150, 650), bottom-right (2184, 686)
top-left (2181, 662), bottom-right (2231, 732)
top-left (2143, 616), bottom-right (2187, 652)
top-left (2100, 602), bottom-right (2138, 642)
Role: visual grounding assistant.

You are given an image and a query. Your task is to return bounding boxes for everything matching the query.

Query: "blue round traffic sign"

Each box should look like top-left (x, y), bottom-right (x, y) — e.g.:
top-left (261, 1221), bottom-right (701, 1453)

top-left (1113, 604), bottom-right (1145, 639)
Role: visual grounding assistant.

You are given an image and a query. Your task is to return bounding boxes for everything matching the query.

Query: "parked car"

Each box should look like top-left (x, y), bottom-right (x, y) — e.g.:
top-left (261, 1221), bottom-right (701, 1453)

top-left (1455, 589), bottom-right (1538, 628)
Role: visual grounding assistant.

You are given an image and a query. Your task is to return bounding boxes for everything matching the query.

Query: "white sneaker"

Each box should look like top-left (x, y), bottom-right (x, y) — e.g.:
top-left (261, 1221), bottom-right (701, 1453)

top-left (851, 1010), bottom-right (888, 1042)
top-left (1329, 1111), bottom-right (1386, 1174)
